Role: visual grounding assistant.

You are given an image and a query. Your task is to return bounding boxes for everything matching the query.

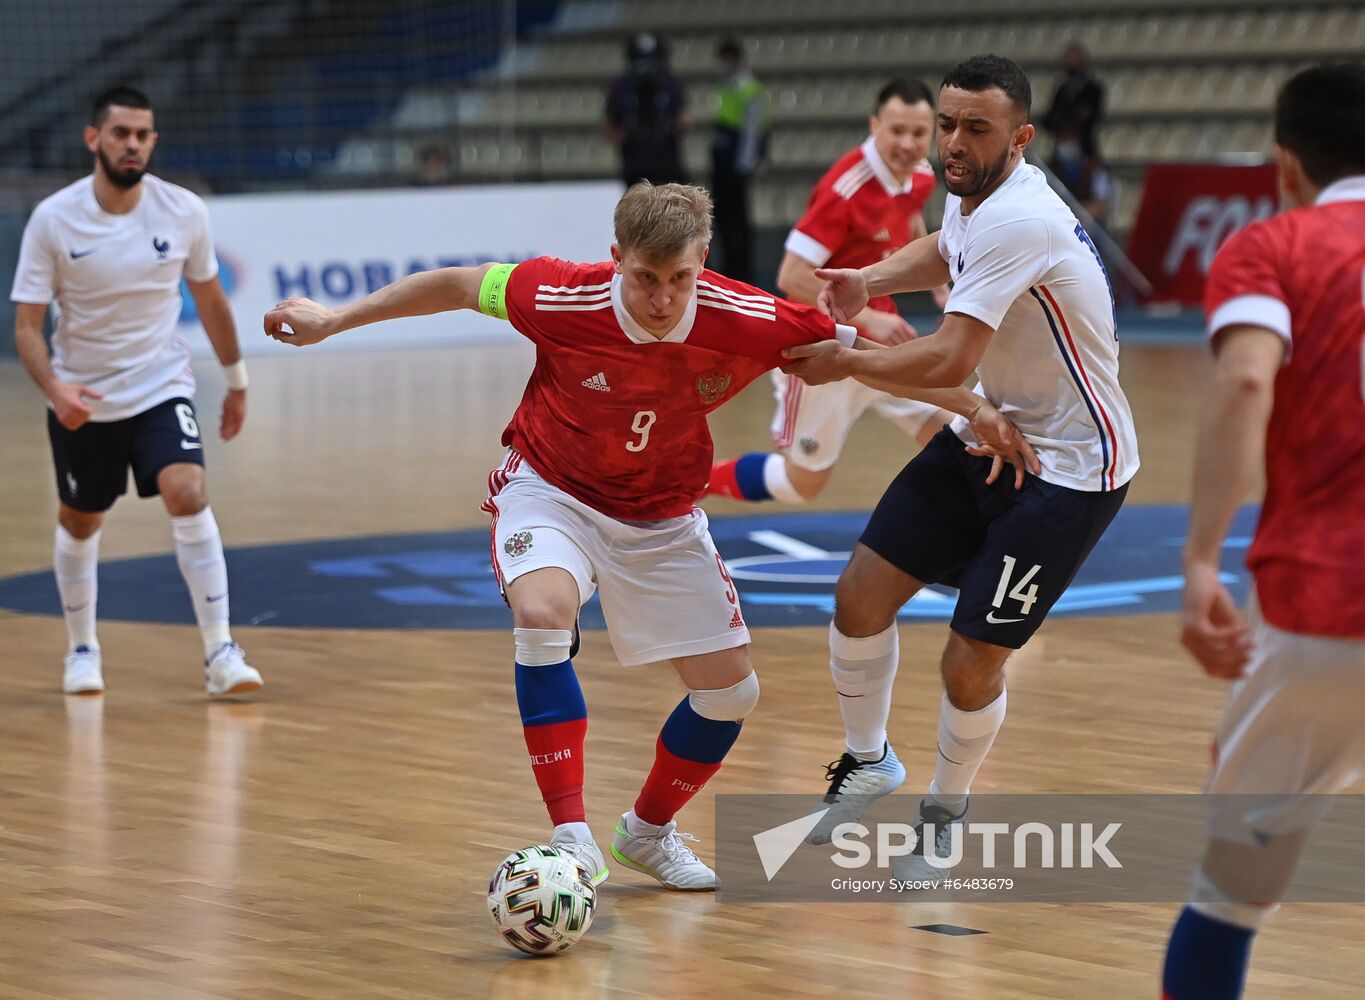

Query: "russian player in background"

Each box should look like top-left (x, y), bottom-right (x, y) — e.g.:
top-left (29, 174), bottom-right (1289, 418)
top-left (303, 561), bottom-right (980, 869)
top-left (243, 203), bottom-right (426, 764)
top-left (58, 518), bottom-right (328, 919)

top-left (10, 87), bottom-right (262, 699)
top-left (781, 56), bottom-right (1139, 877)
top-left (708, 79), bottom-right (955, 505)
top-left (264, 182), bottom-right (1034, 892)
top-left (1161, 62), bottom-right (1365, 1000)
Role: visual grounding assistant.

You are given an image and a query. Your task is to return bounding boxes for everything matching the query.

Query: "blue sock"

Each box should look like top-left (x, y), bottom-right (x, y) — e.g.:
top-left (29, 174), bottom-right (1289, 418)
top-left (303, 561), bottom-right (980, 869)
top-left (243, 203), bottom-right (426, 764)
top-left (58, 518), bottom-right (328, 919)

top-left (516, 658), bottom-right (589, 826)
top-left (514, 659), bottom-right (585, 727)
top-left (1162, 906), bottom-right (1254, 1000)
top-left (733, 453), bottom-right (773, 501)
top-left (660, 695), bottom-right (742, 764)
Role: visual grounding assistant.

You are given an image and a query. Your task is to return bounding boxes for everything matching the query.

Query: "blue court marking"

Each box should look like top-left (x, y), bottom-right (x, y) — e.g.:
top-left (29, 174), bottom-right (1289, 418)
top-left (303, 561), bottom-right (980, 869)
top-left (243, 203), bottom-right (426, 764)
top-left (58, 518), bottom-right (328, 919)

top-left (0, 505), bottom-right (1258, 630)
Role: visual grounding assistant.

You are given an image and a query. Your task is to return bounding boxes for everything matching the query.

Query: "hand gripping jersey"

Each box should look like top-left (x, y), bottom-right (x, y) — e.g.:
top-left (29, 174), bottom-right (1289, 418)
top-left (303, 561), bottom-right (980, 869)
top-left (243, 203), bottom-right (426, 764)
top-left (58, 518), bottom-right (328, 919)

top-left (784, 136), bottom-right (936, 315)
top-left (479, 258), bottom-right (855, 519)
top-left (1204, 175), bottom-right (1365, 638)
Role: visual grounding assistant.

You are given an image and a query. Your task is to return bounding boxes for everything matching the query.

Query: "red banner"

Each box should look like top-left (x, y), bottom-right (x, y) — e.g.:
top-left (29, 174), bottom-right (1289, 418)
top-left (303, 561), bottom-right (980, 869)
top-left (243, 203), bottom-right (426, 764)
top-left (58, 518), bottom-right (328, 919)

top-left (1127, 163), bottom-right (1277, 305)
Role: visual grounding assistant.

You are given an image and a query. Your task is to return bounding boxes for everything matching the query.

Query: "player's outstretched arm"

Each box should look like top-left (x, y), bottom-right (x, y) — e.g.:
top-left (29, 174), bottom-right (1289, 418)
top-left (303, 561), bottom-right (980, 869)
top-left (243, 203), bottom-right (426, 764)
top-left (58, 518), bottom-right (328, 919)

top-left (1181, 324), bottom-right (1283, 679)
top-left (782, 310), bottom-right (991, 390)
top-left (264, 263), bottom-right (498, 346)
top-left (863, 230), bottom-right (952, 297)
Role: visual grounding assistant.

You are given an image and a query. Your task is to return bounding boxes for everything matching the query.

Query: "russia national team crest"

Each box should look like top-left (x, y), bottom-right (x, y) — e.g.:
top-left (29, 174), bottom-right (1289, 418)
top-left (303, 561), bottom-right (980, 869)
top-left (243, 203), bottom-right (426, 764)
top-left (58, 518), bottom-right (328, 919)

top-left (503, 531), bottom-right (534, 557)
top-left (696, 372), bottom-right (733, 404)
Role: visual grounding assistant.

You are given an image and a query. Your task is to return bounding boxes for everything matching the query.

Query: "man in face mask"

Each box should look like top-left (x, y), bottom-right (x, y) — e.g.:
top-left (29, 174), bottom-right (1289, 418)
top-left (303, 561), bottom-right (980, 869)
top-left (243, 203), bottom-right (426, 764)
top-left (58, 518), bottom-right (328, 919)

top-left (604, 33), bottom-right (689, 187)
top-left (1042, 42), bottom-right (1104, 161)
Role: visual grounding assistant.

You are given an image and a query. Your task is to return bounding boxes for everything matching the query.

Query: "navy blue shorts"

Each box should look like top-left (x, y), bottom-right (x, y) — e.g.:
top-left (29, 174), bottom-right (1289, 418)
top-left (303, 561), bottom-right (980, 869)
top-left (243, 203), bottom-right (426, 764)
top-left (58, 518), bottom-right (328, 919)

top-left (859, 427), bottom-right (1128, 649)
top-left (47, 397), bottom-right (205, 513)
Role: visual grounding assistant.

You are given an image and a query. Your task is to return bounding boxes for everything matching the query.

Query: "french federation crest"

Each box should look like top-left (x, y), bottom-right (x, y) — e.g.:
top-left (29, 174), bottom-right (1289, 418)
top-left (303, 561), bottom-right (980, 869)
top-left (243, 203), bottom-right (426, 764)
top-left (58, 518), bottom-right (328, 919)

top-left (504, 531), bottom-right (534, 557)
top-left (696, 372), bottom-right (733, 404)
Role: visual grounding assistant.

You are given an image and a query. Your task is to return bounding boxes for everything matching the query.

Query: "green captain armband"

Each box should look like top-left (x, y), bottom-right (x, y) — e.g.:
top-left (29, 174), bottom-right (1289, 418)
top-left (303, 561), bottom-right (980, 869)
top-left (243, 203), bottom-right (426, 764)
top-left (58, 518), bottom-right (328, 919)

top-left (478, 263), bottom-right (517, 320)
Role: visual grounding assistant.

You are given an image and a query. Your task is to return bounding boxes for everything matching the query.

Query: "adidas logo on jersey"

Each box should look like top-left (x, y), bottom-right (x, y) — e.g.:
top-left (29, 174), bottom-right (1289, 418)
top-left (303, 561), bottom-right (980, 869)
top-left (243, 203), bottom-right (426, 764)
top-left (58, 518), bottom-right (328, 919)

top-left (581, 372), bottom-right (611, 392)
top-left (872, 228), bottom-right (891, 242)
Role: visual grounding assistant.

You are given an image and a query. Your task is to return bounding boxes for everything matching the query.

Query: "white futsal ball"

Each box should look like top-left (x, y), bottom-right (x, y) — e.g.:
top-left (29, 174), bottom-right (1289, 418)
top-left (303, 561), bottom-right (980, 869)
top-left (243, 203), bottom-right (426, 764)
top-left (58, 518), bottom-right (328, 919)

top-left (487, 844), bottom-right (597, 955)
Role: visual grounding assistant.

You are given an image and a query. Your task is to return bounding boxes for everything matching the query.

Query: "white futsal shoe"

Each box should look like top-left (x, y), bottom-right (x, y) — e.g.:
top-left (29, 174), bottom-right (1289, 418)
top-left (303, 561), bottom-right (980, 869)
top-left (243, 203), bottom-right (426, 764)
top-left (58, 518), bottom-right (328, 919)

top-left (611, 814), bottom-right (717, 890)
top-left (205, 642), bottom-right (264, 698)
top-left (63, 645), bottom-right (104, 694)
top-left (550, 832), bottom-right (610, 887)
top-left (805, 741), bottom-right (906, 844)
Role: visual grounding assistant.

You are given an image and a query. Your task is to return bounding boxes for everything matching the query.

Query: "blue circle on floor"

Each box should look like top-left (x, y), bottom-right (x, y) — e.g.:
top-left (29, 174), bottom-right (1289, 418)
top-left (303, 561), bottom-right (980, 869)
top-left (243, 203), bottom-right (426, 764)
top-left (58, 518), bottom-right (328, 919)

top-left (0, 506), bottom-right (1255, 630)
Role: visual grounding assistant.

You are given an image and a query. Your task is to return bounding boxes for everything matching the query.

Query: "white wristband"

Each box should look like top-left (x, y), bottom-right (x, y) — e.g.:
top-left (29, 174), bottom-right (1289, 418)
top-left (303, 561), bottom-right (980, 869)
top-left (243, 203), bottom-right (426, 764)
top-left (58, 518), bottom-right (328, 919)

top-left (223, 359), bottom-right (248, 390)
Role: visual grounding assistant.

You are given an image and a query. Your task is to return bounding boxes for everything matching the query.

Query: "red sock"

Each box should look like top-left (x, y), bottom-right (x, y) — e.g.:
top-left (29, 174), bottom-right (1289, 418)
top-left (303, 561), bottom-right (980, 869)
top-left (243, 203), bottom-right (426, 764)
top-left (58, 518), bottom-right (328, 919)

top-left (523, 718), bottom-right (588, 824)
top-left (705, 458), bottom-right (743, 499)
top-left (632, 736), bottom-right (725, 826)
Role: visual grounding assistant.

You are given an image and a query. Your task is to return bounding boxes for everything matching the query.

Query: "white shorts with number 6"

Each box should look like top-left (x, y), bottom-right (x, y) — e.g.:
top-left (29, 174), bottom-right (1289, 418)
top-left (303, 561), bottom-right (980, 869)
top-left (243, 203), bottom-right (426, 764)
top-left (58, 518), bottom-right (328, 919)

top-left (483, 450), bottom-right (751, 666)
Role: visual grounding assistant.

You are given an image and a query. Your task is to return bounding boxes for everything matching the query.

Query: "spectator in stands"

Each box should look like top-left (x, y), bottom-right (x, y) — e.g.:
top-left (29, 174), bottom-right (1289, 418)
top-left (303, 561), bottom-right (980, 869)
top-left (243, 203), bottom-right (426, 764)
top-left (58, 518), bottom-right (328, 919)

top-left (1049, 128), bottom-right (1115, 231)
top-left (604, 32), bottom-right (689, 186)
top-left (709, 37), bottom-right (769, 283)
top-left (414, 144), bottom-right (453, 186)
top-left (1042, 42), bottom-right (1104, 159)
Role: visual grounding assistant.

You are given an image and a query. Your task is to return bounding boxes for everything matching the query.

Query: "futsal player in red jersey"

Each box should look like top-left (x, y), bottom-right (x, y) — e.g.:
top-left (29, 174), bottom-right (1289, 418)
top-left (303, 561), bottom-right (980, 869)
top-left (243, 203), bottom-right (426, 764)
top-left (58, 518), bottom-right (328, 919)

top-left (1162, 62), bottom-right (1365, 1000)
top-left (264, 182), bottom-right (1034, 891)
top-left (708, 79), bottom-right (953, 505)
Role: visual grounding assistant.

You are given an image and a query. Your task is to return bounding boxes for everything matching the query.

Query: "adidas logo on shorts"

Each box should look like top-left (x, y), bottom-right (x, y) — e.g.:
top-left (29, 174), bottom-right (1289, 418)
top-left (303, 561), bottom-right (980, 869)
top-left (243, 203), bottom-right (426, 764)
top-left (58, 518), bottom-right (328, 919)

top-left (729, 608), bottom-right (745, 629)
top-left (581, 372), bottom-right (611, 392)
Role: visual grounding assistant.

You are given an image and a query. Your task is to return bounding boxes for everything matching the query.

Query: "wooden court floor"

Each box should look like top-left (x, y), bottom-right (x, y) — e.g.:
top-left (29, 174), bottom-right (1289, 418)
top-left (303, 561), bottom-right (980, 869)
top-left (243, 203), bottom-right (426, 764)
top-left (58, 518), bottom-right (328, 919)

top-left (1, 342), bottom-right (1360, 999)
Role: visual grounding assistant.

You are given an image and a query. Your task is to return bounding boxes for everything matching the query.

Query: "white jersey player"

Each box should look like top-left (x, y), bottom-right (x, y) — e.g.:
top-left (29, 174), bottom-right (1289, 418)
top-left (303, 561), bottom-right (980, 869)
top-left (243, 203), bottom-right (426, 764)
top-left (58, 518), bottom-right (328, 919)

top-left (10, 86), bottom-right (261, 698)
top-left (782, 55), bottom-right (1138, 878)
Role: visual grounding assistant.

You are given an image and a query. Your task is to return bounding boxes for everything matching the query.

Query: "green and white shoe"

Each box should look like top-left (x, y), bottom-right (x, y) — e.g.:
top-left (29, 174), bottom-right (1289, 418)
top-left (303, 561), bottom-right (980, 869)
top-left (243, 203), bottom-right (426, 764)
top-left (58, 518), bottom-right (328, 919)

top-left (611, 814), bottom-right (716, 891)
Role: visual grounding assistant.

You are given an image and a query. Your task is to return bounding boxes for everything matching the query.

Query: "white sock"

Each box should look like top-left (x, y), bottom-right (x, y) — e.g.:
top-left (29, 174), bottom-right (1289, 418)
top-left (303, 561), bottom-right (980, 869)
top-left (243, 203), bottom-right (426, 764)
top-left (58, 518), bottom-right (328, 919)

top-left (624, 808), bottom-right (664, 838)
top-left (552, 821), bottom-right (594, 846)
top-left (928, 689), bottom-right (1007, 812)
top-left (763, 454), bottom-right (806, 504)
top-left (171, 507), bottom-right (232, 657)
top-left (54, 525), bottom-right (100, 651)
top-left (829, 622), bottom-right (899, 759)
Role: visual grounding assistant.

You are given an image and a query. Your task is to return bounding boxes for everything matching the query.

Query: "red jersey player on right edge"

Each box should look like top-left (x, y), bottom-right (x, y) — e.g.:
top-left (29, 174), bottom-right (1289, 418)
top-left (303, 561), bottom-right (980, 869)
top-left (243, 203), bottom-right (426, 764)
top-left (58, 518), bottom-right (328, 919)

top-left (263, 182), bottom-right (1034, 895)
top-left (1161, 62), bottom-right (1365, 1000)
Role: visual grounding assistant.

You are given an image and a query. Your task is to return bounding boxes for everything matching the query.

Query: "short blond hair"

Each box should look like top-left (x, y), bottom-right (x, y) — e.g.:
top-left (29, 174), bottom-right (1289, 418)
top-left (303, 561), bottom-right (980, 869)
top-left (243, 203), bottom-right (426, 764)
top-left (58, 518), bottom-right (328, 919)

top-left (613, 181), bottom-right (713, 260)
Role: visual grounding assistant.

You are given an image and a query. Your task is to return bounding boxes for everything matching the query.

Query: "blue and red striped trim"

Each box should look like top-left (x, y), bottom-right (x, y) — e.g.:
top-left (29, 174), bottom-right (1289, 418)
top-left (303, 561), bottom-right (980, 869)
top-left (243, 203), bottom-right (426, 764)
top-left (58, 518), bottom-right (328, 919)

top-left (1029, 285), bottom-right (1120, 491)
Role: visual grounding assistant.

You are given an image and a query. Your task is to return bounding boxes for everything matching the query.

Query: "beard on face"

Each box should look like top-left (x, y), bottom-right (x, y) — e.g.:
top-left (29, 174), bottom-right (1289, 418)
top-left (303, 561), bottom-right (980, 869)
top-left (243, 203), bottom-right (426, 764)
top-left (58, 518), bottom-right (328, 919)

top-left (943, 144), bottom-right (1012, 198)
top-left (97, 145), bottom-right (146, 189)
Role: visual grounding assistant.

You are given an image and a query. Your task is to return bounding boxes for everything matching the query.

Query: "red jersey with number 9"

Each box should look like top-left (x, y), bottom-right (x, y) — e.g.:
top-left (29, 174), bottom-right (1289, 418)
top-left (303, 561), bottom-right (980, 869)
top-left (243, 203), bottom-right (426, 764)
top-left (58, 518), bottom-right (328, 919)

top-left (486, 257), bottom-right (853, 520)
top-left (1203, 177), bottom-right (1365, 637)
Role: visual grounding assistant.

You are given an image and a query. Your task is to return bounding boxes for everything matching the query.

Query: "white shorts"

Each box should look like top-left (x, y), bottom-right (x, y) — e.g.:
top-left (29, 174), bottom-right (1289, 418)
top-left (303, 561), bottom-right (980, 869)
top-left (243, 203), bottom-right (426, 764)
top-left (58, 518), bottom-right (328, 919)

top-left (769, 371), bottom-right (942, 472)
top-left (1205, 591), bottom-right (1365, 842)
top-left (482, 451), bottom-right (751, 667)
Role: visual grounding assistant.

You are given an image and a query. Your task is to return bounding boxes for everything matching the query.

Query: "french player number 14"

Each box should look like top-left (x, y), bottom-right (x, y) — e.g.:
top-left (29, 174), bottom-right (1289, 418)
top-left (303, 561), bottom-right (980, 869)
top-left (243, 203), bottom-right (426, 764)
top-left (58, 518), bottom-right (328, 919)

top-left (626, 410), bottom-right (657, 452)
top-left (993, 554), bottom-right (1041, 615)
